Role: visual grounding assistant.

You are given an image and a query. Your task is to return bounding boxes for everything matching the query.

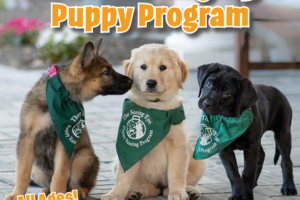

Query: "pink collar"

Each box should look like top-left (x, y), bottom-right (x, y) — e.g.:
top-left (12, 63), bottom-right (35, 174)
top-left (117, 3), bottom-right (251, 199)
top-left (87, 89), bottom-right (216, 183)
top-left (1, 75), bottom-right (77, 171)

top-left (48, 65), bottom-right (58, 77)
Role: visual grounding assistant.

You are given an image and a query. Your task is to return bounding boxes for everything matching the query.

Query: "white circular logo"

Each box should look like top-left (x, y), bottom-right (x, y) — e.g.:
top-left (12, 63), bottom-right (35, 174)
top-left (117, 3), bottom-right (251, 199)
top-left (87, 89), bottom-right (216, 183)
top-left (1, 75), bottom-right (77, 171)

top-left (126, 115), bottom-right (146, 140)
top-left (72, 119), bottom-right (85, 138)
top-left (199, 124), bottom-right (216, 146)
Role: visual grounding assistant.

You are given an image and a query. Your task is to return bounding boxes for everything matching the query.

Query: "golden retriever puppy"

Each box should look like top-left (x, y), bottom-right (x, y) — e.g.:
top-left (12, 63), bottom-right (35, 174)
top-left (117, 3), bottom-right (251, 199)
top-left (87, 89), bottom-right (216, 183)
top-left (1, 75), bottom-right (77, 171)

top-left (102, 44), bottom-right (207, 200)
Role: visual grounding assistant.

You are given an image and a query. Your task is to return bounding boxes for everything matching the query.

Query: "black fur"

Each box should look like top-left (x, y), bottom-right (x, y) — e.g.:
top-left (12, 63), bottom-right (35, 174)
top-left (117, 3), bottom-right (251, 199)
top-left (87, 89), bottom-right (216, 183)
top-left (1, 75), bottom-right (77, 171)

top-left (197, 63), bottom-right (297, 200)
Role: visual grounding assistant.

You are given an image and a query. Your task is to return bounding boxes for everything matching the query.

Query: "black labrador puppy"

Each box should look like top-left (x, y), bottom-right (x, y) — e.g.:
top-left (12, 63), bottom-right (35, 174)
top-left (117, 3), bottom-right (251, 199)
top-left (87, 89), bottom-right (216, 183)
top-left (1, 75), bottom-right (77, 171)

top-left (197, 63), bottom-right (297, 200)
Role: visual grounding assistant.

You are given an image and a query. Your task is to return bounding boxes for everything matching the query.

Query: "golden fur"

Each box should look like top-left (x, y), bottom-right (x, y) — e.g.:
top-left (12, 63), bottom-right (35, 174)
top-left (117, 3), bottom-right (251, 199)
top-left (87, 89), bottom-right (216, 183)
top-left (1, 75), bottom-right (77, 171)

top-left (102, 44), bottom-right (207, 200)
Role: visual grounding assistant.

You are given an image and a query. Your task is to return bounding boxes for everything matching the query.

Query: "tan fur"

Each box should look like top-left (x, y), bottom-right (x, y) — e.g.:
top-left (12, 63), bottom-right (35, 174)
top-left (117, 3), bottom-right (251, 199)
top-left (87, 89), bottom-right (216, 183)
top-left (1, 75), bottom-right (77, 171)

top-left (50, 140), bottom-right (71, 193)
top-left (5, 39), bottom-right (132, 200)
top-left (31, 164), bottom-right (52, 188)
top-left (24, 111), bottom-right (51, 137)
top-left (103, 44), bottom-right (206, 200)
top-left (73, 187), bottom-right (90, 199)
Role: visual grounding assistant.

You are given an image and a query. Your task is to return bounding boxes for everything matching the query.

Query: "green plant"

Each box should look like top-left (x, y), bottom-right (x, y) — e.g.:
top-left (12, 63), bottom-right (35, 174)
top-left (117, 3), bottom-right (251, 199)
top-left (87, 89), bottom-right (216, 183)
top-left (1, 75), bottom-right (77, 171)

top-left (39, 34), bottom-right (90, 64)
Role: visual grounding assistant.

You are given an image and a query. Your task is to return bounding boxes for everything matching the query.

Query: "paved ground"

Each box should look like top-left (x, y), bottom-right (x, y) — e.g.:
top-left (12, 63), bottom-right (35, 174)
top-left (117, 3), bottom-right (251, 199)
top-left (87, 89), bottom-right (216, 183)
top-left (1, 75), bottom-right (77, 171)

top-left (0, 64), bottom-right (299, 200)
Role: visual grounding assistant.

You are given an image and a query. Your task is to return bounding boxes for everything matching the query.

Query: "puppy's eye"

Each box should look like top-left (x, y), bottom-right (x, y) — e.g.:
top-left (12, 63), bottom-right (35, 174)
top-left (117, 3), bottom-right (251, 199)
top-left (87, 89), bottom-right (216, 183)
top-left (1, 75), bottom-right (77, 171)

top-left (141, 65), bottom-right (147, 70)
top-left (102, 71), bottom-right (109, 75)
top-left (159, 65), bottom-right (167, 71)
top-left (102, 66), bottom-right (111, 76)
top-left (206, 81), bottom-right (212, 88)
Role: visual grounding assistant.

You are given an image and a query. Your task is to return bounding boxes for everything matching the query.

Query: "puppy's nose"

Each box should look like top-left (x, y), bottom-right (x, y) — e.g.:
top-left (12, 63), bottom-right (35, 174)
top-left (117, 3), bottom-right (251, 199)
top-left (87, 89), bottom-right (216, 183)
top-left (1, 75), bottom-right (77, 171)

top-left (121, 77), bottom-right (133, 88)
top-left (124, 78), bottom-right (133, 85)
top-left (203, 100), bottom-right (212, 108)
top-left (146, 79), bottom-right (157, 88)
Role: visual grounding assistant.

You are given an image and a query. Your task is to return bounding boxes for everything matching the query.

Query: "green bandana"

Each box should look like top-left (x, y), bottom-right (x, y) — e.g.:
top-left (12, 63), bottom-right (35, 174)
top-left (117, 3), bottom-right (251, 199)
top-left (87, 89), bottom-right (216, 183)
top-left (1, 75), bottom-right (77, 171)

top-left (46, 67), bottom-right (85, 158)
top-left (193, 108), bottom-right (253, 160)
top-left (116, 99), bottom-right (186, 171)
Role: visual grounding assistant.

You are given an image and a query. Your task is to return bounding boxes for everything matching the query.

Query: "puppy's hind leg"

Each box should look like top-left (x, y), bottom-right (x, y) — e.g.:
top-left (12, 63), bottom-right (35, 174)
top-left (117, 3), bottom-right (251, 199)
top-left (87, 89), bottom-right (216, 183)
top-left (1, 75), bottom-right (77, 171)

top-left (31, 163), bottom-right (52, 195)
top-left (186, 157), bottom-right (207, 200)
top-left (5, 109), bottom-right (53, 200)
top-left (274, 127), bottom-right (297, 195)
top-left (69, 148), bottom-right (99, 199)
top-left (253, 145), bottom-right (265, 188)
top-left (31, 163), bottom-right (52, 188)
top-left (127, 184), bottom-right (161, 200)
top-left (102, 161), bottom-right (140, 200)
top-left (4, 136), bottom-right (35, 200)
top-left (186, 186), bottom-right (201, 200)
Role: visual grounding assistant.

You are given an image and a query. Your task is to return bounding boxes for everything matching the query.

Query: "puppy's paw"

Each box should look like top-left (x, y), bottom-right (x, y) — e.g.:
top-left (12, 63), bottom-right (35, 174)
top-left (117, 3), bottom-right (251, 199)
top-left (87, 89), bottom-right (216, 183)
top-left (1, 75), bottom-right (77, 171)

top-left (73, 187), bottom-right (89, 199)
top-left (187, 186), bottom-right (201, 200)
top-left (280, 186), bottom-right (298, 196)
top-left (4, 194), bottom-right (18, 200)
top-left (126, 190), bottom-right (142, 200)
top-left (42, 187), bottom-right (50, 195)
top-left (245, 192), bottom-right (254, 200)
top-left (230, 189), bottom-right (249, 200)
top-left (229, 195), bottom-right (252, 200)
top-left (102, 193), bottom-right (122, 200)
top-left (228, 197), bottom-right (243, 200)
top-left (163, 188), bottom-right (169, 196)
top-left (168, 191), bottom-right (189, 200)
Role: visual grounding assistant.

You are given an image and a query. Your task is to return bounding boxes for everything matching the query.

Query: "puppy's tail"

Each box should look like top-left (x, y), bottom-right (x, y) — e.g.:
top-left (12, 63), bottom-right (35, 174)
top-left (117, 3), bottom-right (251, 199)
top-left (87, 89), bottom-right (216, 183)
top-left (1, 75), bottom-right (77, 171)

top-left (274, 145), bottom-right (280, 165)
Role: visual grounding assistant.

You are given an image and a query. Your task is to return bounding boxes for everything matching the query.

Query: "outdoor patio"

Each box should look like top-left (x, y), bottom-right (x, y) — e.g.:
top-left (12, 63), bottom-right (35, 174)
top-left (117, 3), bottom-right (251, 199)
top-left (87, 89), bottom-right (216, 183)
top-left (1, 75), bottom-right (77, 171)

top-left (0, 64), bottom-right (299, 200)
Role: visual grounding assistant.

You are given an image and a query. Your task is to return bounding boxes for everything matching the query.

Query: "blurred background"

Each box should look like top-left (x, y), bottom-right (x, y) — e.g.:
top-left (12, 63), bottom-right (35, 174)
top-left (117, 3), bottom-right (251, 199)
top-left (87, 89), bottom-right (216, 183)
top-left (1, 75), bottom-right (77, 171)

top-left (0, 0), bottom-right (299, 75)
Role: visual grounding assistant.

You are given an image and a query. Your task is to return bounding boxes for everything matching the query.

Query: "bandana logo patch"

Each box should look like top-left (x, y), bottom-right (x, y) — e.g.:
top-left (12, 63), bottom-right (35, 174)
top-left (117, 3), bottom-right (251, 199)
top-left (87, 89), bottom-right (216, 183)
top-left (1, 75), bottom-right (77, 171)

top-left (199, 118), bottom-right (220, 154)
top-left (199, 124), bottom-right (214, 146)
top-left (199, 128), bottom-right (219, 153)
top-left (63, 112), bottom-right (85, 144)
top-left (126, 115), bottom-right (146, 139)
top-left (72, 119), bottom-right (85, 138)
top-left (121, 110), bottom-right (153, 148)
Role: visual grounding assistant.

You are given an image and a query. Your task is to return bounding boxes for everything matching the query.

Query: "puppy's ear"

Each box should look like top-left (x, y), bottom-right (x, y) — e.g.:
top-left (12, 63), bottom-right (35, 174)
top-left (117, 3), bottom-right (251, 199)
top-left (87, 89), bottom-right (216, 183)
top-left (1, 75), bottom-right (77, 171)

top-left (122, 59), bottom-right (133, 79)
top-left (80, 41), bottom-right (94, 68)
top-left (177, 60), bottom-right (189, 89)
top-left (94, 38), bottom-right (103, 55)
top-left (197, 63), bottom-right (221, 97)
top-left (235, 77), bottom-right (258, 117)
top-left (123, 48), bottom-right (139, 79)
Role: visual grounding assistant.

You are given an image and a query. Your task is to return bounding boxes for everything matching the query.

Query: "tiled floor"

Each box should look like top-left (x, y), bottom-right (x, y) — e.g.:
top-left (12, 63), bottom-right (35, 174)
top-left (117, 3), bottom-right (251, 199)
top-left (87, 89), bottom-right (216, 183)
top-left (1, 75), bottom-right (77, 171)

top-left (0, 64), bottom-right (299, 200)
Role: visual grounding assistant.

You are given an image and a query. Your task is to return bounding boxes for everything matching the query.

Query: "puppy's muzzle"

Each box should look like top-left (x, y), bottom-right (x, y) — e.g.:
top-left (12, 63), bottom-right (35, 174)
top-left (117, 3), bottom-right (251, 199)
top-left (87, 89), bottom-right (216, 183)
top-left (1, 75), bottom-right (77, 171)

top-left (146, 79), bottom-right (157, 89)
top-left (203, 99), bottom-right (215, 108)
top-left (120, 77), bottom-right (133, 89)
top-left (199, 99), bottom-right (217, 111)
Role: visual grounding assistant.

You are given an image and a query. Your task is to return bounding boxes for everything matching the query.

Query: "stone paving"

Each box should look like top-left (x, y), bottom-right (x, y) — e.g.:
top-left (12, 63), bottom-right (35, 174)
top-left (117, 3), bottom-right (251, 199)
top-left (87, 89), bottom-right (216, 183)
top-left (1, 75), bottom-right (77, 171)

top-left (0, 64), bottom-right (299, 200)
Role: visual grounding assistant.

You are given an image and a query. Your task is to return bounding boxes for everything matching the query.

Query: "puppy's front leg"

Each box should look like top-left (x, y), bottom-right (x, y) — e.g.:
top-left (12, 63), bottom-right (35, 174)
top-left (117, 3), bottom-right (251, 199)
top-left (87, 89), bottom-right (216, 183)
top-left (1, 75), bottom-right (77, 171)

top-left (4, 138), bottom-right (35, 200)
top-left (50, 140), bottom-right (71, 193)
top-left (242, 145), bottom-right (260, 199)
top-left (219, 146), bottom-right (247, 200)
top-left (167, 137), bottom-right (189, 200)
top-left (102, 161), bottom-right (140, 200)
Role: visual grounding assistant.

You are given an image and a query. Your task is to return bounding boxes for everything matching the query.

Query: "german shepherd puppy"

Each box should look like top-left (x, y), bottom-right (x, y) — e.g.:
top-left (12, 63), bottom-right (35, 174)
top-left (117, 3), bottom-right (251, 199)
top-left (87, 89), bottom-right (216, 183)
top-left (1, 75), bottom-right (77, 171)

top-left (4, 39), bottom-right (133, 200)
